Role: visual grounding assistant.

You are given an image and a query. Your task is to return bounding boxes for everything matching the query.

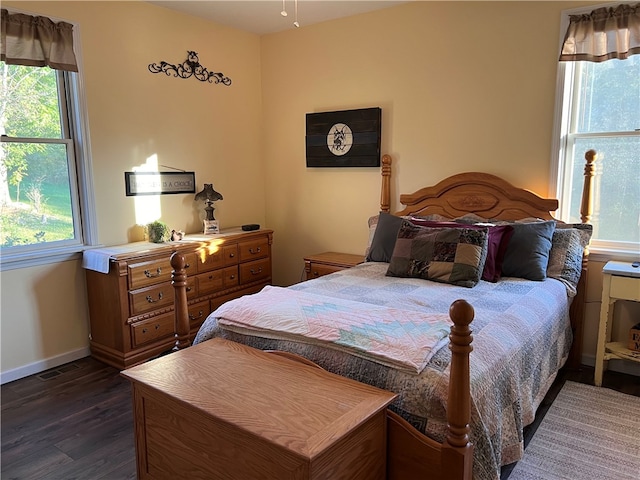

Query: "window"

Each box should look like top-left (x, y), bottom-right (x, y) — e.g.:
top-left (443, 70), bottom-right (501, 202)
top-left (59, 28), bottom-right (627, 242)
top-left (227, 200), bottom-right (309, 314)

top-left (0, 11), bottom-right (96, 270)
top-left (552, 3), bottom-right (640, 256)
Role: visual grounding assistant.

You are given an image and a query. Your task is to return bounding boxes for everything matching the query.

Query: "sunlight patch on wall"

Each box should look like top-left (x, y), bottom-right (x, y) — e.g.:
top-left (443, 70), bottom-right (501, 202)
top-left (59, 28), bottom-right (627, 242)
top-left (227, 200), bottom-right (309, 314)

top-left (133, 154), bottom-right (162, 226)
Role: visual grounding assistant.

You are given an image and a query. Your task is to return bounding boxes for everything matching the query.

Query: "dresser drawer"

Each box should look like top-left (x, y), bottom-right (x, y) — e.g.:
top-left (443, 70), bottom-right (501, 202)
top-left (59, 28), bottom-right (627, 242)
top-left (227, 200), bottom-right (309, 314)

top-left (307, 263), bottom-right (344, 279)
top-left (182, 252), bottom-right (198, 276)
top-left (223, 244), bottom-right (239, 266)
top-left (130, 283), bottom-right (174, 315)
top-left (128, 257), bottom-right (172, 289)
top-left (185, 277), bottom-right (197, 300)
top-left (239, 238), bottom-right (269, 262)
top-left (196, 248), bottom-right (225, 273)
top-left (130, 312), bottom-right (175, 348)
top-left (196, 270), bottom-right (225, 295)
top-left (188, 300), bottom-right (210, 330)
top-left (239, 258), bottom-right (270, 285)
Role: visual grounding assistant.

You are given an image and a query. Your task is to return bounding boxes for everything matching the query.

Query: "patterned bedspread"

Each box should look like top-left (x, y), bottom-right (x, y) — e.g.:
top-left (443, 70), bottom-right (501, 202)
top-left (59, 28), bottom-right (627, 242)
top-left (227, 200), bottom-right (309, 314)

top-left (194, 262), bottom-right (572, 480)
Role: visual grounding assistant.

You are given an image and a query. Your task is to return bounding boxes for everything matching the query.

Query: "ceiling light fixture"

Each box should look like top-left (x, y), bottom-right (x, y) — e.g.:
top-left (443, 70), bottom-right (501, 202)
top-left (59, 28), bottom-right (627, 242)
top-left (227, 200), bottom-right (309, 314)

top-left (280, 0), bottom-right (287, 17)
top-left (293, 0), bottom-right (300, 27)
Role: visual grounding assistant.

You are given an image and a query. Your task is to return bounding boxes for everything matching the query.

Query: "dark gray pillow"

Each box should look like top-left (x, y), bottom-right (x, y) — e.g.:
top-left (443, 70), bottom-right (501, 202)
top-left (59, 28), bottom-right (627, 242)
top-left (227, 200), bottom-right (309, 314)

top-left (365, 212), bottom-right (404, 262)
top-left (501, 221), bottom-right (556, 281)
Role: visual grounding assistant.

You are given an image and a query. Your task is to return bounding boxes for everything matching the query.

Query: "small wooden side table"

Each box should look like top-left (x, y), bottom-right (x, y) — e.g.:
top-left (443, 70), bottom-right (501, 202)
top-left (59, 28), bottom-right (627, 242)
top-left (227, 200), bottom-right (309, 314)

top-left (304, 252), bottom-right (365, 280)
top-left (594, 261), bottom-right (640, 386)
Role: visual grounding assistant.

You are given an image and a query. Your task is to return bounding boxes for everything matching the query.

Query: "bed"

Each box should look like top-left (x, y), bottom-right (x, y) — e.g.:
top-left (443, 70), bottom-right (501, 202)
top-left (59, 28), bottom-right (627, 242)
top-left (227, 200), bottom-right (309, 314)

top-left (170, 151), bottom-right (596, 480)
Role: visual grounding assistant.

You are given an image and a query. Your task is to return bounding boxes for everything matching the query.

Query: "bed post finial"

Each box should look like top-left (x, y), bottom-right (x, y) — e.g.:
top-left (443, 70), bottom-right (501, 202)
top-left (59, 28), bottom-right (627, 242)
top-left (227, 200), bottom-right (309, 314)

top-left (380, 154), bottom-right (392, 213)
top-left (441, 299), bottom-right (474, 479)
top-left (171, 252), bottom-right (191, 350)
top-left (581, 150), bottom-right (597, 225)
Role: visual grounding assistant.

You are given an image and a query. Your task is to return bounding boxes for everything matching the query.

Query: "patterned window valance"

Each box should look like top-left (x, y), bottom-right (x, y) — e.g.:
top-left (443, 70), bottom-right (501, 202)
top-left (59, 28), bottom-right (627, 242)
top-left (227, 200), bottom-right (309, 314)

top-left (559, 3), bottom-right (640, 62)
top-left (1, 8), bottom-right (78, 72)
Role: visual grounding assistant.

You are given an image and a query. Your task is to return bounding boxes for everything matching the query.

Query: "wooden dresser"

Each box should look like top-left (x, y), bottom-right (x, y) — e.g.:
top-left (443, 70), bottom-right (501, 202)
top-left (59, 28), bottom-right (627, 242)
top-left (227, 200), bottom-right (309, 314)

top-left (122, 338), bottom-right (396, 480)
top-left (84, 229), bottom-right (273, 369)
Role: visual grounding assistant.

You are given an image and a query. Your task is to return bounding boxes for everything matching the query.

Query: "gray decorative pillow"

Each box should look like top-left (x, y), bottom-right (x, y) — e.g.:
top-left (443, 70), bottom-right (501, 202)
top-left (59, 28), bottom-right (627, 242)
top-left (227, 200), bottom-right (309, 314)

top-left (366, 212), bottom-right (405, 262)
top-left (547, 223), bottom-right (592, 296)
top-left (364, 213), bottom-right (446, 260)
top-left (501, 221), bottom-right (556, 281)
top-left (386, 221), bottom-right (489, 288)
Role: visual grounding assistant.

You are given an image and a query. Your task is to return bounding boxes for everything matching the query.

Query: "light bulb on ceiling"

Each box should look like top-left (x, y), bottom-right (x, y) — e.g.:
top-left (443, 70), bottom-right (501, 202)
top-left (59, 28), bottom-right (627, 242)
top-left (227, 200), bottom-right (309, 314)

top-left (280, 0), bottom-right (287, 17)
top-left (293, 0), bottom-right (299, 27)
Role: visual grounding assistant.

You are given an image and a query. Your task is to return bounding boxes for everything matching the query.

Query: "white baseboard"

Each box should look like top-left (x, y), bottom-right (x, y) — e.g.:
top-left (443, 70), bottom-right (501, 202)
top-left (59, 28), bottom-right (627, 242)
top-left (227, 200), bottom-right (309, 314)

top-left (581, 353), bottom-right (640, 377)
top-left (1, 347), bottom-right (91, 385)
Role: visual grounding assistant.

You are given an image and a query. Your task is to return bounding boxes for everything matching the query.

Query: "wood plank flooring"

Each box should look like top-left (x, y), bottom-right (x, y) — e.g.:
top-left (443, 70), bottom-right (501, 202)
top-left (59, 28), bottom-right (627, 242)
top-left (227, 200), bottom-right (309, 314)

top-left (1, 356), bottom-right (638, 480)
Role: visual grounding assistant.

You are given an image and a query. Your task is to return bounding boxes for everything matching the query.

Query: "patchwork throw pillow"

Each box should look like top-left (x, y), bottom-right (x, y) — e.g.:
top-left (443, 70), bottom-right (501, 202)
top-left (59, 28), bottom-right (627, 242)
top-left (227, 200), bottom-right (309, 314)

top-left (500, 221), bottom-right (557, 281)
top-left (386, 221), bottom-right (489, 288)
top-left (409, 219), bottom-right (514, 282)
top-left (547, 223), bottom-right (592, 296)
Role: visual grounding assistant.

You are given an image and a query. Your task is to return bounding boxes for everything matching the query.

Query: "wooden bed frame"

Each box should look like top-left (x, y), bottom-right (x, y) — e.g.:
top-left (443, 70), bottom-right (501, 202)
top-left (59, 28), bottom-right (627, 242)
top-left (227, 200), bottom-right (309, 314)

top-left (169, 150), bottom-right (596, 480)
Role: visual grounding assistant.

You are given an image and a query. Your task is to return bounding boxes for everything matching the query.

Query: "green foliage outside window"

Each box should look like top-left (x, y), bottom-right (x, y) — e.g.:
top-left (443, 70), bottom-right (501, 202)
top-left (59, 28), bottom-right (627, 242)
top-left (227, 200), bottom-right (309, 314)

top-left (1, 62), bottom-right (75, 247)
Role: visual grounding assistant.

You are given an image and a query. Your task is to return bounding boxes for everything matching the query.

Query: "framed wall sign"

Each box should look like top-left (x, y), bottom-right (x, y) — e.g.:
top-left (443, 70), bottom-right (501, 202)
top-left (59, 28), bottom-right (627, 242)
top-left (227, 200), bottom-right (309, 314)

top-left (305, 107), bottom-right (381, 167)
top-left (124, 171), bottom-right (196, 196)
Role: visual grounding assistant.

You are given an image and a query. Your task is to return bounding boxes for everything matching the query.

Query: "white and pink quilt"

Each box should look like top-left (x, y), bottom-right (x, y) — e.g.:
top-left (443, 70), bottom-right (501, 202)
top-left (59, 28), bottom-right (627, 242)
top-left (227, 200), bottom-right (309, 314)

top-left (214, 285), bottom-right (452, 374)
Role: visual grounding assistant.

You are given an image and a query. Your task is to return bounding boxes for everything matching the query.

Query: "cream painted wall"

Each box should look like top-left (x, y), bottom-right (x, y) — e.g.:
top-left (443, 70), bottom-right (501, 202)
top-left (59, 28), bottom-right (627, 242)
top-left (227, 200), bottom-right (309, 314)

top-left (1, 1), bottom-right (264, 380)
top-left (259, 0), bottom-right (636, 372)
top-left (2, 1), bottom-right (635, 381)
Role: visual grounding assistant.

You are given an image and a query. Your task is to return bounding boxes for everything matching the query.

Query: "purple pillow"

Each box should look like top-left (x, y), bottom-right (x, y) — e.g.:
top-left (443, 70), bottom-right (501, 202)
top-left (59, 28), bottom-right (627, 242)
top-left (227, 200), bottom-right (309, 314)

top-left (409, 219), bottom-right (513, 282)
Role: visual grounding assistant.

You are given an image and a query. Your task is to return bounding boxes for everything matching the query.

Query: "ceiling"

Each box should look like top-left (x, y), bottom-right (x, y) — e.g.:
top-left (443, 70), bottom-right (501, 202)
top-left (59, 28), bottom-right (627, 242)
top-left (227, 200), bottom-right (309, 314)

top-left (147, 1), bottom-right (409, 35)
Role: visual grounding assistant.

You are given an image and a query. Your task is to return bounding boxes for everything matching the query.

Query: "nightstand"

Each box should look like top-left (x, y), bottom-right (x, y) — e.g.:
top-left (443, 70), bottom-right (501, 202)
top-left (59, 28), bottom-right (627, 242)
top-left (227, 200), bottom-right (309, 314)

top-left (594, 261), bottom-right (640, 386)
top-left (304, 252), bottom-right (365, 280)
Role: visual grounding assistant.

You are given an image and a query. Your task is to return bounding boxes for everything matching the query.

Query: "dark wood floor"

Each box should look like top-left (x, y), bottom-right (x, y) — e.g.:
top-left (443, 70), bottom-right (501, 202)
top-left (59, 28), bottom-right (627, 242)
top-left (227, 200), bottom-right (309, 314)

top-left (1, 357), bottom-right (638, 480)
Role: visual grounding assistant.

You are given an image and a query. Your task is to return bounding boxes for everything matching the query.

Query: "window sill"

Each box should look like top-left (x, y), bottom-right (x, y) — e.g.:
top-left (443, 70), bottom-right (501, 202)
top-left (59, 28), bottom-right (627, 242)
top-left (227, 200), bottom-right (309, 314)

top-left (588, 247), bottom-right (640, 264)
top-left (0, 245), bottom-right (90, 271)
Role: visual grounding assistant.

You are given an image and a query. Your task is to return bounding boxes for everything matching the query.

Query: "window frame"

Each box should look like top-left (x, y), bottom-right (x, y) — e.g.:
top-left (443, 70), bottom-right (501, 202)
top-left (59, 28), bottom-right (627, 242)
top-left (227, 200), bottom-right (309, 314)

top-left (550, 1), bottom-right (640, 261)
top-left (0, 13), bottom-right (97, 271)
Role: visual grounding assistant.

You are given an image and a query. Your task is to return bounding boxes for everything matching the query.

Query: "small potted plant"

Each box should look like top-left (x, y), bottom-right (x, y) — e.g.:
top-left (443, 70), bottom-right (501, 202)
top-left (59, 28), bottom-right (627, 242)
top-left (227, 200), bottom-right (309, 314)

top-left (146, 220), bottom-right (170, 243)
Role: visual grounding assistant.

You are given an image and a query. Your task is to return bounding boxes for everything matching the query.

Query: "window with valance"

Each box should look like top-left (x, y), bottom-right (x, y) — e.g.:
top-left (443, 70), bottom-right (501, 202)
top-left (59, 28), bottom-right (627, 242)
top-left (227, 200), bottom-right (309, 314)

top-left (1, 9), bottom-right (96, 269)
top-left (552, 2), bottom-right (639, 256)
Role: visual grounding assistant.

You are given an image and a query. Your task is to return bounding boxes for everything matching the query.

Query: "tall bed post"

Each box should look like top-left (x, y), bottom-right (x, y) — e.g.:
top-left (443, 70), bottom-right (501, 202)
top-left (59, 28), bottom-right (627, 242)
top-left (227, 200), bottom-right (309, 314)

top-left (567, 149), bottom-right (597, 369)
top-left (380, 154), bottom-right (392, 213)
top-left (171, 252), bottom-right (190, 350)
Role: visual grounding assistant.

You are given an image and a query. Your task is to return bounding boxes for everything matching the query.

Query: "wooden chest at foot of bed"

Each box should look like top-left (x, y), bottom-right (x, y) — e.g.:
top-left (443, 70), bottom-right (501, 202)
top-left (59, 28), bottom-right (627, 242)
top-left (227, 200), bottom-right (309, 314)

top-left (121, 338), bottom-right (397, 480)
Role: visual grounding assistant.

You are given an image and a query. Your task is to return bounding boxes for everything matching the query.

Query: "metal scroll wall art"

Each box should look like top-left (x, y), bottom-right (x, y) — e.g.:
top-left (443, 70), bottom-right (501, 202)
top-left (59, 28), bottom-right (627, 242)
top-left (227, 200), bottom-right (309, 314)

top-left (148, 50), bottom-right (232, 85)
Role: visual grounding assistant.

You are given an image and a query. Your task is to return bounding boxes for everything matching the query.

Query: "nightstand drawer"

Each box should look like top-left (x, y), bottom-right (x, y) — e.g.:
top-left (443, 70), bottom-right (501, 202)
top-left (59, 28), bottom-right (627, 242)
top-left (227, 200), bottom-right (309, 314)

top-left (308, 263), bottom-right (344, 279)
top-left (610, 275), bottom-right (640, 301)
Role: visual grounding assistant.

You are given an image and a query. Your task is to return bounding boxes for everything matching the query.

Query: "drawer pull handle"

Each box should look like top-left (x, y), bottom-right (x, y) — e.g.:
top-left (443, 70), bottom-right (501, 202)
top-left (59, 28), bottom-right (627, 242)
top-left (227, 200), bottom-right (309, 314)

top-left (249, 247), bottom-right (261, 254)
top-left (186, 287), bottom-right (192, 292)
top-left (229, 253), bottom-right (235, 258)
top-left (144, 268), bottom-right (162, 278)
top-left (185, 263), bottom-right (191, 269)
top-left (230, 275), bottom-right (235, 280)
top-left (146, 292), bottom-right (163, 303)
top-left (143, 324), bottom-right (161, 334)
top-left (250, 267), bottom-right (263, 275)
top-left (313, 271), bottom-right (319, 277)
top-left (189, 310), bottom-right (204, 320)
